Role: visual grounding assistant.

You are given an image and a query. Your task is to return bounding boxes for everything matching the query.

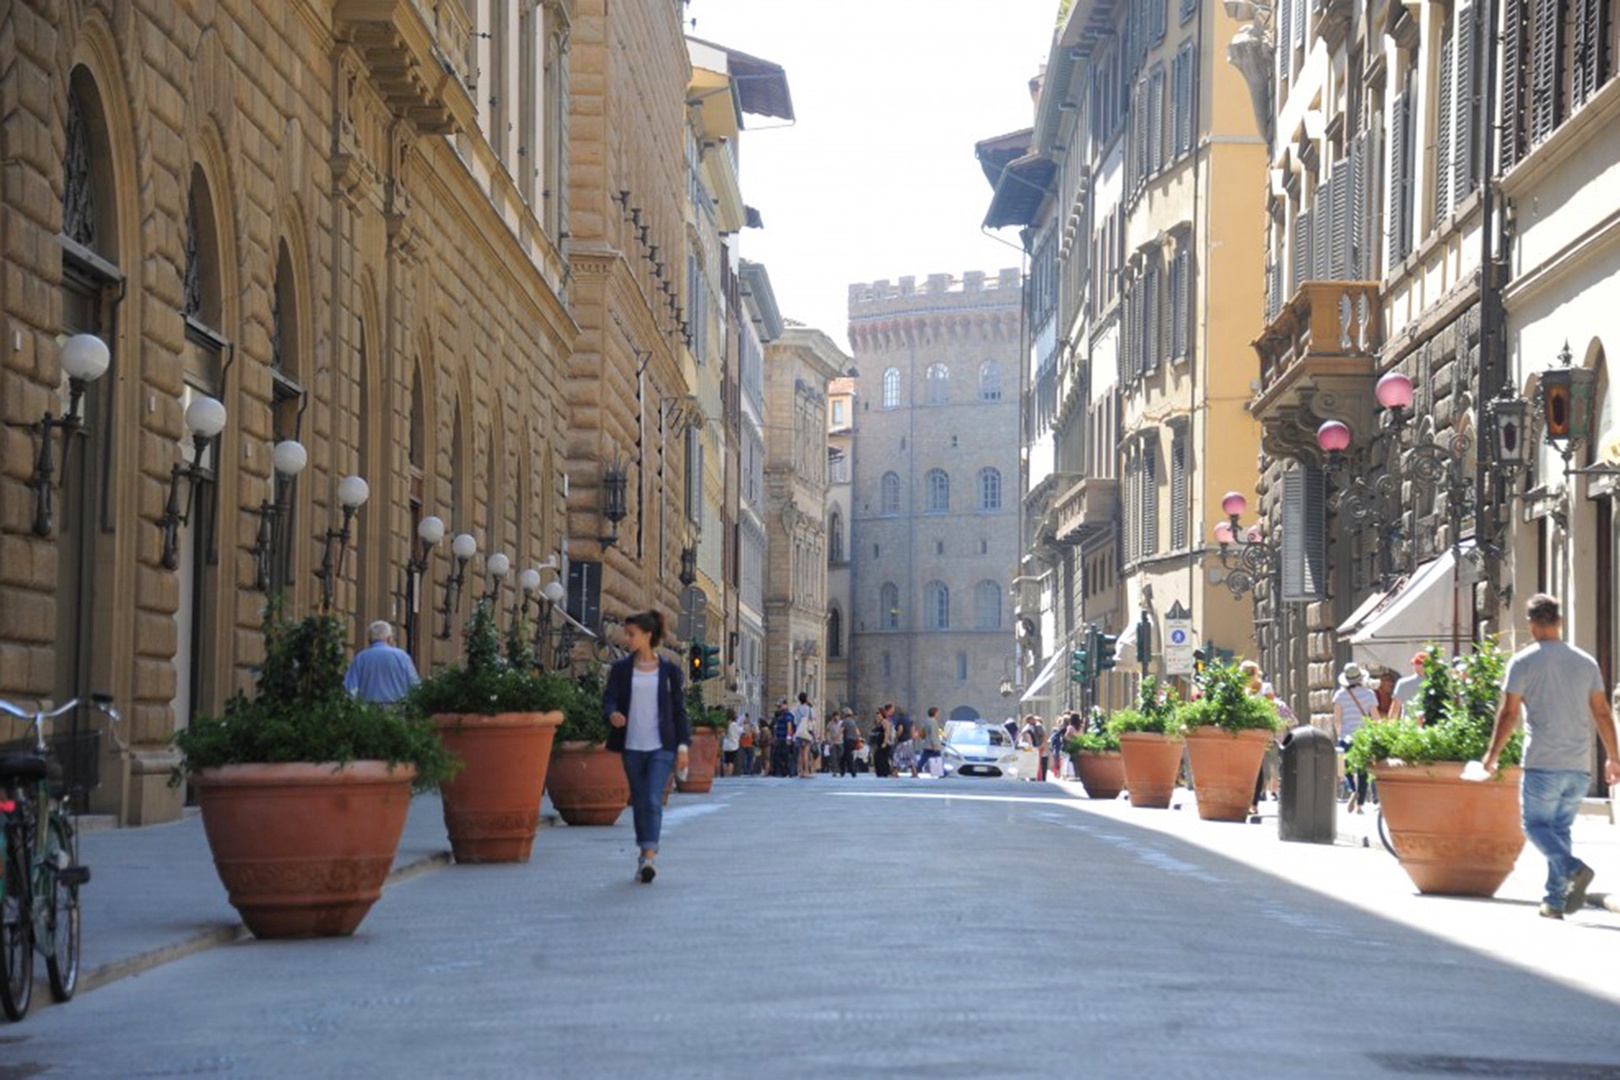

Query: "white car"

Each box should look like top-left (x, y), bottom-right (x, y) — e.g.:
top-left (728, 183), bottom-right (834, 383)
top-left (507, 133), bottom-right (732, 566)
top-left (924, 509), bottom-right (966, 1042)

top-left (943, 722), bottom-right (1020, 777)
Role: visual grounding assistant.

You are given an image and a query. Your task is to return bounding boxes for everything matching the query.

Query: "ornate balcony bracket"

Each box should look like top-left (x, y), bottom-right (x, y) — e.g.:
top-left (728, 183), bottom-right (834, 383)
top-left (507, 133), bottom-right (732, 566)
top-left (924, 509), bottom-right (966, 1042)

top-left (335, 0), bottom-right (478, 136)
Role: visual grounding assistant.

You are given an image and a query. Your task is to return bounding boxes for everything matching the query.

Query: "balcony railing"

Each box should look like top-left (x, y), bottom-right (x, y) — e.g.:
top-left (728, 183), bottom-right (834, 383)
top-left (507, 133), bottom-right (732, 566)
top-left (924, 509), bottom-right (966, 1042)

top-left (336, 0), bottom-right (478, 135)
top-left (1252, 280), bottom-right (1381, 403)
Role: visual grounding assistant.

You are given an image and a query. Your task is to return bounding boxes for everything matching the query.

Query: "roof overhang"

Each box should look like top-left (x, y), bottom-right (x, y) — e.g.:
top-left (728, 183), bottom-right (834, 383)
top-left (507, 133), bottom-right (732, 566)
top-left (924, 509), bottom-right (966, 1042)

top-left (688, 37), bottom-right (793, 123)
top-left (983, 153), bottom-right (1056, 229)
top-left (739, 260), bottom-right (784, 343)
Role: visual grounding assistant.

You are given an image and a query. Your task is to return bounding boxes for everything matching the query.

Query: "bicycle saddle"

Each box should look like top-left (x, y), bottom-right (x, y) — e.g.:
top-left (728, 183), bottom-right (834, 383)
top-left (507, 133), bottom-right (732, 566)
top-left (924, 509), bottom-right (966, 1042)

top-left (0, 754), bottom-right (49, 781)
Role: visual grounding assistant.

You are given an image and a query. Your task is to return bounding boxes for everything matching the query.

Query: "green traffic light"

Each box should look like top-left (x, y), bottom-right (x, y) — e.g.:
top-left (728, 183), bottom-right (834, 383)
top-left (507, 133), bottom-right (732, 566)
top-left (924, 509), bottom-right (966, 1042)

top-left (1094, 632), bottom-right (1119, 672)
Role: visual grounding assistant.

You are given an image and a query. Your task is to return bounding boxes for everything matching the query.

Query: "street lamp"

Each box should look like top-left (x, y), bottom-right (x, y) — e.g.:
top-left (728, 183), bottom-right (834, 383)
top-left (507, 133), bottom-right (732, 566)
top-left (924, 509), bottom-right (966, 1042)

top-left (314, 474), bottom-right (369, 611)
top-left (401, 514), bottom-right (444, 655)
top-left (1212, 491), bottom-right (1277, 598)
top-left (438, 532), bottom-right (478, 638)
top-left (18, 333), bottom-right (112, 537)
top-left (158, 394), bottom-right (229, 571)
top-left (599, 454), bottom-right (629, 549)
top-left (483, 551), bottom-right (511, 605)
top-left (252, 438), bottom-right (308, 592)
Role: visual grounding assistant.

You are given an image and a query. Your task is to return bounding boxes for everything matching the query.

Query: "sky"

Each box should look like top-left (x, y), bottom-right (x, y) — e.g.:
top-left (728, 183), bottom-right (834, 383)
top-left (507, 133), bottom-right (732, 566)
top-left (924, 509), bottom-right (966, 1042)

top-left (685, 0), bottom-right (1061, 354)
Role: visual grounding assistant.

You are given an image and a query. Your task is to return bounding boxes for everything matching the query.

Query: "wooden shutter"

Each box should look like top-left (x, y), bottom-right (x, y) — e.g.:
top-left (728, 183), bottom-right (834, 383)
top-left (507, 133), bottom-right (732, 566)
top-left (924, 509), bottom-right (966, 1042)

top-left (1141, 440), bottom-right (1158, 557)
top-left (1145, 257), bottom-right (1161, 373)
top-left (1170, 430), bottom-right (1187, 550)
top-left (1149, 66), bottom-right (1165, 176)
top-left (1389, 92), bottom-right (1412, 265)
top-left (1293, 209), bottom-right (1310, 293)
top-left (1278, 0), bottom-right (1292, 90)
top-left (1313, 191), bottom-right (1331, 281)
top-left (1174, 248), bottom-right (1191, 358)
top-left (1330, 164), bottom-right (1350, 279)
top-left (1574, 0), bottom-right (1603, 106)
top-left (1531, 0), bottom-right (1562, 144)
top-left (1349, 133), bottom-right (1367, 278)
top-left (1454, 4), bottom-right (1478, 204)
top-left (1503, 0), bottom-right (1527, 169)
top-left (1281, 465), bottom-right (1326, 601)
top-left (1436, 21), bottom-right (1456, 221)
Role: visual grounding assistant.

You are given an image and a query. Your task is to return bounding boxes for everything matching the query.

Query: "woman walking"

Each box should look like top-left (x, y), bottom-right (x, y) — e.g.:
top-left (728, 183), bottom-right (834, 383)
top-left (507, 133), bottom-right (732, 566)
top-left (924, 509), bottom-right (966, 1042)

top-left (604, 611), bottom-right (691, 884)
top-left (1332, 661), bottom-right (1378, 813)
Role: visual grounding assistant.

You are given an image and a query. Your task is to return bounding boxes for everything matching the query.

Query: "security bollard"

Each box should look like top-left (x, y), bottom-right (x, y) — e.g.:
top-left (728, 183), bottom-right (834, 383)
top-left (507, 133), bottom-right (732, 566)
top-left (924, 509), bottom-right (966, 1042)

top-left (1278, 725), bottom-right (1337, 844)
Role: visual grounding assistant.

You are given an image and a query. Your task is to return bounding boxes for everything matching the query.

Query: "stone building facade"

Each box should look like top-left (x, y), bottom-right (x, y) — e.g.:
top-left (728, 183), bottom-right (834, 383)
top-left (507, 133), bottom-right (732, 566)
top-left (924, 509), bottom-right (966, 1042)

top-left (824, 375), bottom-right (856, 712)
top-left (1, 0), bottom-right (575, 822)
top-left (762, 326), bottom-right (848, 713)
top-left (846, 273), bottom-right (1022, 723)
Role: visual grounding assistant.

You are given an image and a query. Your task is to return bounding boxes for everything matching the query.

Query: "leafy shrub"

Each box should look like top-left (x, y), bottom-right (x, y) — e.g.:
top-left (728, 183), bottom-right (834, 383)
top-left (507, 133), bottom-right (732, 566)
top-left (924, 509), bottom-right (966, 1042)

top-left (174, 599), bottom-right (456, 790)
top-left (1345, 639), bottom-right (1522, 770)
top-left (1067, 706), bottom-right (1120, 753)
top-left (408, 601), bottom-right (575, 717)
top-left (1107, 676), bottom-right (1184, 737)
top-left (1174, 658), bottom-right (1282, 735)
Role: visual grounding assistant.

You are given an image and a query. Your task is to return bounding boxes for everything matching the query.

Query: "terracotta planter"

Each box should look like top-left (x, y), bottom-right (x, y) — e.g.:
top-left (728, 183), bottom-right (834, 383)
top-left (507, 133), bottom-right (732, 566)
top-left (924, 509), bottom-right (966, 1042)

top-left (545, 742), bottom-right (629, 826)
top-left (194, 762), bottom-right (415, 939)
top-left (1185, 727), bottom-right (1273, 822)
top-left (1372, 763), bottom-right (1525, 897)
top-left (433, 711), bottom-right (564, 863)
top-left (677, 728), bottom-right (721, 793)
top-left (1117, 732), bottom-right (1185, 809)
top-left (1072, 751), bottom-right (1125, 800)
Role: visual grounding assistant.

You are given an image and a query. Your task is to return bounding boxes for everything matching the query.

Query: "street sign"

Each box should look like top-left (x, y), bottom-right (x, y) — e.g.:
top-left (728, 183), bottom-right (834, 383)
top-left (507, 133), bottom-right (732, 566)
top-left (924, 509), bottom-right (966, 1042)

top-left (677, 610), bottom-right (708, 643)
top-left (1164, 618), bottom-right (1195, 675)
top-left (680, 585), bottom-right (708, 614)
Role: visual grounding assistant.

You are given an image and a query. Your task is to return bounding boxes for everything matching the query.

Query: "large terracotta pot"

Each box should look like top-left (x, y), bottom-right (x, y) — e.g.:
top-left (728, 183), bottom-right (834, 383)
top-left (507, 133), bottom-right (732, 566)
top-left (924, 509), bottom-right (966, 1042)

top-left (545, 742), bottom-right (629, 826)
top-left (194, 762), bottom-right (415, 939)
top-left (433, 711), bottom-right (564, 863)
top-left (1117, 733), bottom-right (1185, 809)
top-left (1372, 763), bottom-right (1525, 896)
top-left (1185, 727), bottom-right (1273, 822)
top-left (1072, 751), bottom-right (1125, 800)
top-left (676, 728), bottom-right (721, 793)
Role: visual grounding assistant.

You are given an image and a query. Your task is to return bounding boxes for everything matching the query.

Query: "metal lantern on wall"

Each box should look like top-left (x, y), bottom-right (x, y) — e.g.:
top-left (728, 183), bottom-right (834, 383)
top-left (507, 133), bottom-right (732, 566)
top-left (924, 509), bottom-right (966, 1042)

top-left (1540, 342), bottom-right (1598, 459)
top-left (1483, 386), bottom-right (1530, 471)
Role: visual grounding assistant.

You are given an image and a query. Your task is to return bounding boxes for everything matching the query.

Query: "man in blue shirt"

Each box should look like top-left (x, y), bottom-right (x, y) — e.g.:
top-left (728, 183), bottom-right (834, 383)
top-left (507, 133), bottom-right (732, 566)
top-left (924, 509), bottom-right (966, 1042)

top-left (344, 620), bottom-right (420, 704)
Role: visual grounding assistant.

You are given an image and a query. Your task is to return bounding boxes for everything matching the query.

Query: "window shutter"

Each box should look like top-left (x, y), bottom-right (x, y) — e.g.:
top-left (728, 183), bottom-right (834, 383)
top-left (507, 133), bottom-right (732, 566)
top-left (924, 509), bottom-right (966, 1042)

top-left (1144, 257), bottom-right (1161, 373)
top-left (1349, 133), bottom-right (1366, 278)
top-left (1277, 0), bottom-right (1291, 91)
top-left (1502, 0), bottom-right (1527, 169)
top-left (1574, 0), bottom-right (1603, 106)
top-left (1454, 4), bottom-right (1478, 205)
top-left (1135, 79), bottom-right (1150, 189)
top-left (1141, 440), bottom-right (1158, 557)
top-left (1530, 0), bottom-right (1561, 144)
top-left (1330, 165), bottom-right (1350, 279)
top-left (1153, 0), bottom-right (1167, 43)
top-left (1174, 248), bottom-right (1191, 358)
top-left (1149, 65), bottom-right (1165, 175)
top-left (1389, 92), bottom-right (1412, 265)
top-left (1292, 209), bottom-right (1308, 293)
top-left (1313, 190), bottom-right (1330, 281)
top-left (1281, 465), bottom-right (1326, 601)
top-left (1436, 22), bottom-right (1455, 222)
top-left (1170, 431), bottom-right (1187, 550)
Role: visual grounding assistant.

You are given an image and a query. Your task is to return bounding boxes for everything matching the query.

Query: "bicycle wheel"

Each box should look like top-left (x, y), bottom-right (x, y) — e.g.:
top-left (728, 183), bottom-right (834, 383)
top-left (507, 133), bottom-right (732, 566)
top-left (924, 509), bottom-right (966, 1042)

top-left (44, 816), bottom-right (79, 1003)
top-left (0, 825), bottom-right (34, 1021)
top-left (1375, 806), bottom-right (1397, 858)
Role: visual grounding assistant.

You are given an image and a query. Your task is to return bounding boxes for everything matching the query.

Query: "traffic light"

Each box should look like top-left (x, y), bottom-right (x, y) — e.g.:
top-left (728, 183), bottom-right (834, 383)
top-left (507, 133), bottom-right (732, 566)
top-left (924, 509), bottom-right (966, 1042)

top-left (699, 642), bottom-right (721, 682)
top-left (1135, 613), bottom-right (1151, 665)
top-left (1093, 630), bottom-right (1119, 673)
top-left (1069, 648), bottom-right (1090, 684)
top-left (689, 643), bottom-right (704, 682)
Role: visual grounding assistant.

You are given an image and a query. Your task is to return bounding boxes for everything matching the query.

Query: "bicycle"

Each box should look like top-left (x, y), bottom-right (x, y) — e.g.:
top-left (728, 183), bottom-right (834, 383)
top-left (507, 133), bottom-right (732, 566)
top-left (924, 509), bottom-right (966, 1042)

top-left (0, 693), bottom-right (119, 1021)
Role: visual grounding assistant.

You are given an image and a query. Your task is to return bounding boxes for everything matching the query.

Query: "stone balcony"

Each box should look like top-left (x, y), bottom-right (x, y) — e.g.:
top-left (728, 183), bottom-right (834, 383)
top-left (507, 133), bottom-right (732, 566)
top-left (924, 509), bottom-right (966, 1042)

top-left (335, 0), bottom-right (478, 135)
top-left (1052, 474), bottom-right (1118, 547)
top-left (1249, 280), bottom-right (1383, 462)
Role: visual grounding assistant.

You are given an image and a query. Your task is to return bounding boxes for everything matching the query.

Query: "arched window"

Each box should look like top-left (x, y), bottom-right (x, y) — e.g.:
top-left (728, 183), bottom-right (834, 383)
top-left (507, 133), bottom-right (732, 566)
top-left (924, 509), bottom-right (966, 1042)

top-left (980, 361), bottom-right (1002, 401)
top-left (925, 469), bottom-right (950, 513)
top-left (880, 583), bottom-right (901, 630)
top-left (880, 472), bottom-right (901, 515)
top-left (828, 509), bottom-right (845, 564)
top-left (924, 581), bottom-right (950, 630)
top-left (265, 244), bottom-right (304, 593)
top-left (974, 580), bottom-right (1003, 629)
top-left (979, 467), bottom-right (1002, 511)
top-left (925, 363), bottom-right (950, 404)
top-left (827, 606), bottom-right (843, 658)
top-left (881, 367), bottom-right (900, 409)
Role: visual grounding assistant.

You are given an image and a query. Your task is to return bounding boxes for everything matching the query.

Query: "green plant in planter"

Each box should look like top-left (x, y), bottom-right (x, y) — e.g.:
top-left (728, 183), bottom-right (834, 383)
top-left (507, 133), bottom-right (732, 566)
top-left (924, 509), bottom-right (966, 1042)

top-left (1174, 658), bottom-right (1282, 735)
top-left (554, 668), bottom-right (612, 745)
top-left (1067, 707), bottom-right (1120, 754)
top-left (407, 601), bottom-right (575, 719)
top-left (685, 684), bottom-right (729, 731)
top-left (1107, 676), bottom-right (1184, 737)
top-left (173, 598), bottom-right (456, 791)
top-left (1345, 639), bottom-right (1523, 772)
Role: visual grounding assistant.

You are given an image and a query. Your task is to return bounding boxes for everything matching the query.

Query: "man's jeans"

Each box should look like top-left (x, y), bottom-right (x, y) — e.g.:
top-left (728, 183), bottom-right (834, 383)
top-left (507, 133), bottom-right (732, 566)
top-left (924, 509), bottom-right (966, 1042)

top-left (1522, 767), bottom-right (1590, 907)
top-left (622, 748), bottom-right (676, 852)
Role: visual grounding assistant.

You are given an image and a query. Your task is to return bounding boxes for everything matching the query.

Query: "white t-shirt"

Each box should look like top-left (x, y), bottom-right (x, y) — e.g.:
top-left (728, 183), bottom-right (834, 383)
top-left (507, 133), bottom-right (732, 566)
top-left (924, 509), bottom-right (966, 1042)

top-left (625, 666), bottom-right (663, 751)
top-left (723, 720), bottom-right (741, 752)
top-left (1331, 685), bottom-right (1377, 742)
top-left (793, 704), bottom-right (816, 741)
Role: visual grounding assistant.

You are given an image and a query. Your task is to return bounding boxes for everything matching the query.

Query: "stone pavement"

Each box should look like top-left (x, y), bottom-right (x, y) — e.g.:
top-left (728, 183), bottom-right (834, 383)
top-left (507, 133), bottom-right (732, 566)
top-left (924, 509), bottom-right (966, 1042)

top-left (5, 775), bottom-right (1619, 1078)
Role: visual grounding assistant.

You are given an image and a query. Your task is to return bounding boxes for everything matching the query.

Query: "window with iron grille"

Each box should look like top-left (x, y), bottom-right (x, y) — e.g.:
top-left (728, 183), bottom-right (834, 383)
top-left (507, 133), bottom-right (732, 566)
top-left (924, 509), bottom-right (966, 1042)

top-left (979, 468), bottom-right (1002, 512)
top-left (975, 580), bottom-right (1003, 630)
top-left (881, 583), bottom-right (901, 630)
top-left (925, 469), bottom-right (950, 513)
top-left (925, 582), bottom-right (950, 630)
top-left (979, 360), bottom-right (1002, 401)
top-left (925, 363), bottom-right (950, 405)
top-left (882, 367), bottom-right (900, 409)
top-left (880, 471), bottom-right (901, 515)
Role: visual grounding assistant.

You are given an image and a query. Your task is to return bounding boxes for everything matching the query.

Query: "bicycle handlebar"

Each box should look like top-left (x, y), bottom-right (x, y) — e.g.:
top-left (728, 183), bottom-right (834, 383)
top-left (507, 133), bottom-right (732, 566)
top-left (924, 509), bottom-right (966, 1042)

top-left (0, 695), bottom-right (121, 727)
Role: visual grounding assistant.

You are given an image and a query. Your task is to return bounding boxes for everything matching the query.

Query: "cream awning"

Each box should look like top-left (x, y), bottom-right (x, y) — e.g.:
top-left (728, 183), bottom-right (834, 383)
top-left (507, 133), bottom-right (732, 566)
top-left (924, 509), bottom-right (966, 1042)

top-left (1020, 650), bottom-right (1064, 703)
top-left (1348, 543), bottom-right (1474, 672)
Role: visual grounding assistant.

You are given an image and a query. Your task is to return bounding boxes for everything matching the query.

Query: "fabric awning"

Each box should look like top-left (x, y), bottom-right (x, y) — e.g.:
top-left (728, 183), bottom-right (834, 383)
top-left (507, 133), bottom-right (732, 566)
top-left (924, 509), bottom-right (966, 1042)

top-left (1348, 543), bottom-right (1474, 672)
top-left (1114, 617), bottom-right (1143, 670)
top-left (1335, 588), bottom-right (1390, 638)
top-left (1020, 650), bottom-right (1064, 703)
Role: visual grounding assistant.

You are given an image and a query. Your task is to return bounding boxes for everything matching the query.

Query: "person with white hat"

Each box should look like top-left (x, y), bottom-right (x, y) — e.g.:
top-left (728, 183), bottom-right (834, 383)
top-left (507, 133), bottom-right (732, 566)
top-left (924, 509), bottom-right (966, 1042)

top-left (1331, 661), bottom-right (1378, 812)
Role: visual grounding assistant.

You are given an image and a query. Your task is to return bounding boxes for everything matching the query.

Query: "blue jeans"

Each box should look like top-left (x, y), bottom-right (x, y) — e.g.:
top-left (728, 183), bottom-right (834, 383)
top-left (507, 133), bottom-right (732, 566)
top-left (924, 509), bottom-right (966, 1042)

top-left (621, 748), bottom-right (676, 853)
top-left (1521, 768), bottom-right (1590, 907)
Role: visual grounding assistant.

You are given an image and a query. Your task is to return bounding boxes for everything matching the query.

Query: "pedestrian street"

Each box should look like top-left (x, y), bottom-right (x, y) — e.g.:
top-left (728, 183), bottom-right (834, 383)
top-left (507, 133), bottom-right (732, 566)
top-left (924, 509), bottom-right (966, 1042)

top-left (9, 776), bottom-right (1620, 1080)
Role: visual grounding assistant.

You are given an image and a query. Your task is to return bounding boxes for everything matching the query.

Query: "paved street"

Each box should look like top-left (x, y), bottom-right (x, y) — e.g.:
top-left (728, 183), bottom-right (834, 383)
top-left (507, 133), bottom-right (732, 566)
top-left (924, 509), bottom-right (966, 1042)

top-left (6, 776), bottom-right (1620, 1079)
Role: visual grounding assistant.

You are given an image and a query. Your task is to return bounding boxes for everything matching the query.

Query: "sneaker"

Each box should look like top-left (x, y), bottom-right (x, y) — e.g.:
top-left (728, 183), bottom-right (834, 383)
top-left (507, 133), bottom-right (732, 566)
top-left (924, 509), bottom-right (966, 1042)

top-left (1538, 902), bottom-right (1565, 920)
top-left (1564, 865), bottom-right (1596, 914)
top-left (636, 856), bottom-right (656, 884)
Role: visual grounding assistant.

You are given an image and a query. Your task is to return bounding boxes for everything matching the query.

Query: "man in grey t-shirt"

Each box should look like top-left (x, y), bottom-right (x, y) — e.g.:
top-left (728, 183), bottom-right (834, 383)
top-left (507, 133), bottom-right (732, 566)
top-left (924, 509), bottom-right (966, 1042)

top-left (1484, 593), bottom-right (1620, 919)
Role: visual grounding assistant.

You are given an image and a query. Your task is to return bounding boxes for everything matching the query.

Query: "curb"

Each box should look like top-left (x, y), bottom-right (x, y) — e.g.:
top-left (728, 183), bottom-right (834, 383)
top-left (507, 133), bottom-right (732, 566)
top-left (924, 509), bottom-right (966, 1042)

top-left (78, 848), bottom-right (453, 996)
